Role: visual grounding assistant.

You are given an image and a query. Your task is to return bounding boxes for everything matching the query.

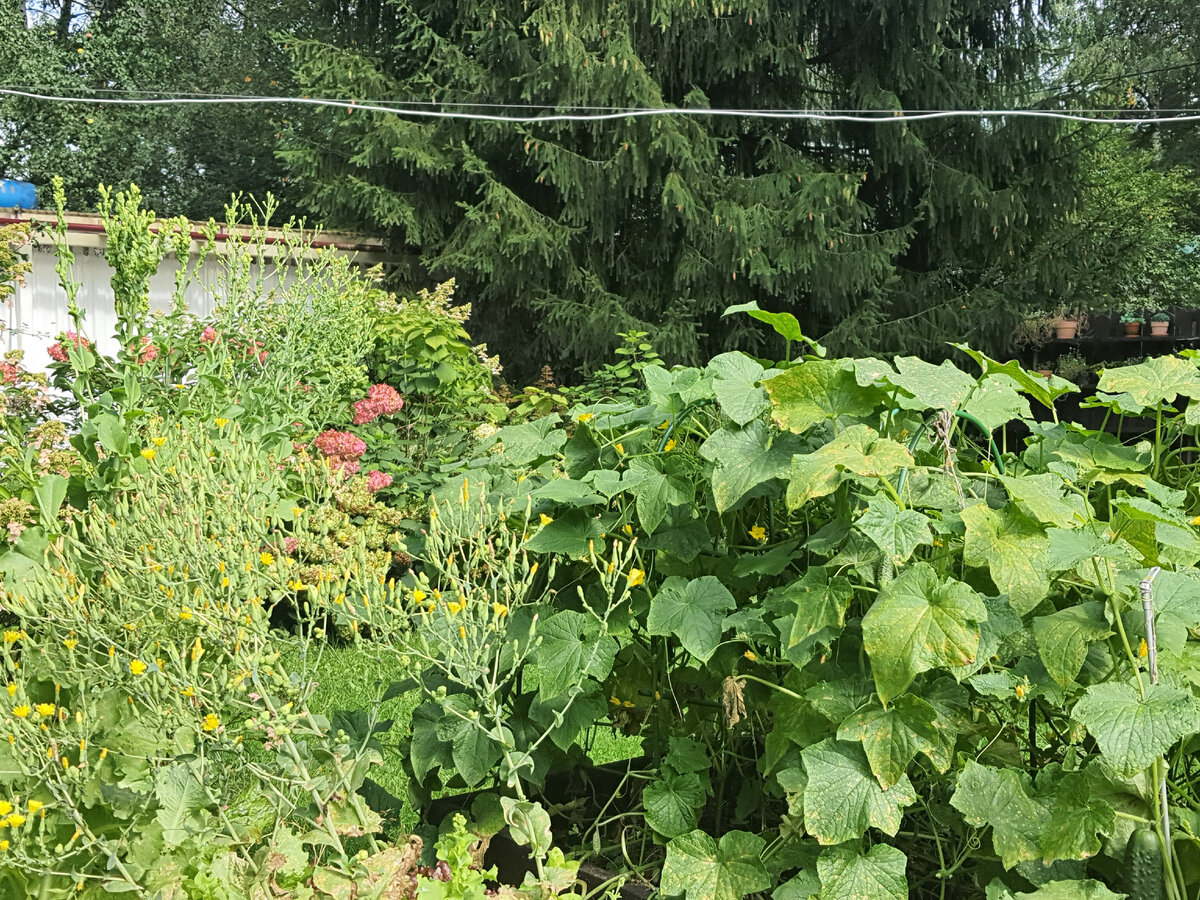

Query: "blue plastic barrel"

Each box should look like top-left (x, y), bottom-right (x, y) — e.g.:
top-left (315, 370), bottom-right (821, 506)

top-left (0, 179), bottom-right (37, 210)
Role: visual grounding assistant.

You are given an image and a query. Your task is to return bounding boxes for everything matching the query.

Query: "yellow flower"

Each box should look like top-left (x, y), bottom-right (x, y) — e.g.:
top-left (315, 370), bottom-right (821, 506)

top-left (62, 638), bottom-right (78, 650)
top-left (748, 525), bottom-right (766, 541)
top-left (34, 703), bottom-right (55, 717)
top-left (5, 814), bottom-right (25, 827)
top-left (458, 626), bottom-right (467, 640)
top-left (622, 700), bottom-right (635, 708)
top-left (743, 651), bottom-right (757, 662)
top-left (98, 747), bottom-right (108, 760)
top-left (2, 631), bottom-right (19, 644)
top-left (11, 705), bottom-right (29, 719)
top-left (4, 685), bottom-right (14, 698)
top-left (1193, 515), bottom-right (1200, 526)
top-left (1014, 684), bottom-right (1026, 700)
top-left (627, 568), bottom-right (645, 588)
top-left (152, 436), bottom-right (166, 447)
top-left (539, 513), bottom-right (553, 526)
top-left (0, 801), bottom-right (11, 816)
top-left (412, 589), bottom-right (427, 603)
top-left (447, 601), bottom-right (464, 615)
top-left (663, 439), bottom-right (676, 452)
top-left (609, 696), bottom-right (620, 705)
top-left (492, 602), bottom-right (508, 617)
top-left (0, 840), bottom-right (7, 851)
top-left (621, 523), bottom-right (633, 536)
top-left (201, 714), bottom-right (219, 732)
top-left (657, 420), bottom-right (669, 430)
top-left (214, 417), bottom-right (229, 428)
top-left (26, 800), bottom-right (42, 813)
top-left (287, 579), bottom-right (304, 591)
top-left (291, 506), bottom-right (302, 517)
top-left (129, 660), bottom-right (147, 676)
top-left (140, 448), bottom-right (156, 460)
top-left (178, 608), bottom-right (192, 620)
top-left (1138, 638), bottom-right (1148, 658)
top-left (259, 552), bottom-right (275, 566)
top-left (615, 443), bottom-right (624, 454)
top-left (576, 412), bottom-right (594, 422)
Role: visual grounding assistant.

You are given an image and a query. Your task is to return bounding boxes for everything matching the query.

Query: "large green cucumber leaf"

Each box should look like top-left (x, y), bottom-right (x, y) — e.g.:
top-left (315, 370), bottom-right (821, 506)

top-left (861, 563), bottom-right (986, 705)
top-left (787, 425), bottom-right (912, 508)
top-left (1032, 602), bottom-right (1111, 688)
top-left (951, 760), bottom-right (1050, 869)
top-left (837, 695), bottom-right (951, 790)
top-left (660, 830), bottom-right (770, 900)
top-left (800, 739), bottom-right (916, 844)
top-left (1071, 680), bottom-right (1200, 776)
top-left (816, 844), bottom-right (908, 900)
top-left (649, 576), bottom-right (737, 662)
top-left (854, 496), bottom-right (933, 566)
top-left (961, 503), bottom-right (1049, 615)
top-left (767, 361), bottom-right (881, 434)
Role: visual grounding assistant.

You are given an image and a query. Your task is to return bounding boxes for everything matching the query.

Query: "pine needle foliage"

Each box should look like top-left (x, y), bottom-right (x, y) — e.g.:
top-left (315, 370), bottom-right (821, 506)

top-left (281, 0), bottom-right (1083, 376)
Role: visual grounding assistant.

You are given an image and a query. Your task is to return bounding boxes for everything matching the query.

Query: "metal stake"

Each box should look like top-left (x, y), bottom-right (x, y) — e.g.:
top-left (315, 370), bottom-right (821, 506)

top-left (1138, 566), bottom-right (1172, 875)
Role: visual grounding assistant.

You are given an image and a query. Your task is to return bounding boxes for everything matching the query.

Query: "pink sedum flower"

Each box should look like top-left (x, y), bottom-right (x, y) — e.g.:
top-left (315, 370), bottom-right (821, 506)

top-left (313, 429), bottom-right (366, 474)
top-left (199, 326), bottom-right (217, 345)
top-left (352, 383), bottom-right (404, 424)
top-left (47, 331), bottom-right (90, 363)
top-left (135, 336), bottom-right (158, 365)
top-left (366, 470), bottom-right (393, 492)
top-left (0, 362), bottom-right (18, 384)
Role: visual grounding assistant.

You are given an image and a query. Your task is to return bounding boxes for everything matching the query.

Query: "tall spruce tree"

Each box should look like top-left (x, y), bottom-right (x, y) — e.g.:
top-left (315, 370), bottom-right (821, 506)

top-left (282, 0), bottom-right (1084, 376)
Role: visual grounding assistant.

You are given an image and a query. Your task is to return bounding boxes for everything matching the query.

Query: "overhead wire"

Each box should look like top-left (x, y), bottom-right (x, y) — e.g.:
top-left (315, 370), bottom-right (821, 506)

top-left (3, 85), bottom-right (1200, 125)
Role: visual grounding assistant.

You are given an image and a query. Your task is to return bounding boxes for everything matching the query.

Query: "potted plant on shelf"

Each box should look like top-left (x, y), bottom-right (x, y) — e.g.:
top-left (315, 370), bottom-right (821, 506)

top-left (1050, 306), bottom-right (1086, 340)
top-left (1055, 349), bottom-right (1091, 385)
top-left (1150, 312), bottom-right (1171, 336)
top-left (1013, 310), bottom-right (1055, 350)
top-left (1120, 311), bottom-right (1144, 336)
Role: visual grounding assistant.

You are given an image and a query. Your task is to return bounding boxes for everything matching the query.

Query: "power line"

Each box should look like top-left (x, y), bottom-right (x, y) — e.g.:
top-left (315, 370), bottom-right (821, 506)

top-left (3, 85), bottom-right (1200, 125)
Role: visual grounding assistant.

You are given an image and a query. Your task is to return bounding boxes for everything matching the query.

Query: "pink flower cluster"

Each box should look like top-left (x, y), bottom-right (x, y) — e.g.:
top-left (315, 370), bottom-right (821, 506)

top-left (352, 384), bottom-right (403, 425)
top-left (366, 470), bottom-right (393, 493)
top-left (281, 536), bottom-right (299, 554)
top-left (47, 331), bottom-right (90, 363)
top-left (199, 326), bottom-right (218, 345)
top-left (0, 362), bottom-right (18, 384)
top-left (133, 336), bottom-right (158, 365)
top-left (313, 429), bottom-right (367, 474)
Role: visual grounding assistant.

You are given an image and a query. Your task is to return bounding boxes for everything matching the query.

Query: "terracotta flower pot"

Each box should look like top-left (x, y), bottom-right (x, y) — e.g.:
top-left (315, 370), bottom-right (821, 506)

top-left (1150, 320), bottom-right (1169, 336)
top-left (1124, 321), bottom-right (1142, 336)
top-left (1055, 319), bottom-right (1078, 339)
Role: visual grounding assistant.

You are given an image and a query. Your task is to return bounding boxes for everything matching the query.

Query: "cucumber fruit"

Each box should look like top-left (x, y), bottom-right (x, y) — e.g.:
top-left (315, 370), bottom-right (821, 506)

top-left (1125, 826), bottom-right (1166, 900)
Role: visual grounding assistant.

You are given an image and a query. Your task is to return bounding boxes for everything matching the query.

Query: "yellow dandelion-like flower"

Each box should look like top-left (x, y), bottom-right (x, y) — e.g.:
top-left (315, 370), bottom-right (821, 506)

top-left (627, 568), bottom-right (645, 588)
top-left (178, 608), bottom-right (192, 620)
top-left (663, 439), bottom-right (676, 452)
top-left (62, 638), bottom-right (78, 650)
top-left (34, 703), bottom-right (55, 717)
top-left (447, 600), bottom-right (464, 615)
top-left (152, 436), bottom-right (166, 447)
top-left (1192, 515), bottom-right (1200, 526)
top-left (259, 552), bottom-right (275, 566)
top-left (291, 506), bottom-right (302, 517)
top-left (107, 646), bottom-right (115, 657)
top-left (26, 800), bottom-right (42, 814)
top-left (11, 705), bottom-right (30, 719)
top-left (98, 747), bottom-right (108, 760)
top-left (2, 631), bottom-right (19, 644)
top-left (0, 802), bottom-right (10, 817)
top-left (0, 840), bottom-right (7, 851)
top-left (129, 660), bottom-right (147, 676)
top-left (201, 714), bottom-right (219, 732)
top-left (4, 685), bottom-right (14, 697)
top-left (748, 525), bottom-right (766, 541)
top-left (140, 448), bottom-right (156, 460)
top-left (539, 513), bottom-right (553, 526)
top-left (5, 814), bottom-right (25, 827)
top-left (458, 626), bottom-right (467, 640)
top-left (492, 602), bottom-right (508, 617)
top-left (287, 579), bottom-right (304, 591)
top-left (743, 651), bottom-right (757, 662)
top-left (214, 417), bottom-right (229, 428)
top-left (576, 412), bottom-right (594, 422)
top-left (413, 589), bottom-right (427, 603)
